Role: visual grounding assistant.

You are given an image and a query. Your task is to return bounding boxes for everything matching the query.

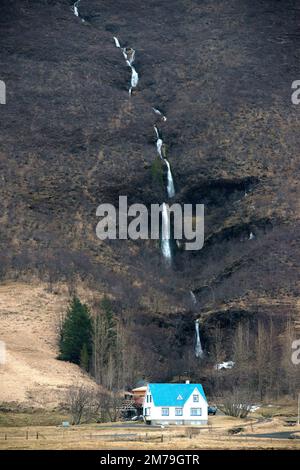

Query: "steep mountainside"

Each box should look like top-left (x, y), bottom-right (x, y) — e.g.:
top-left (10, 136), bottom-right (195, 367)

top-left (0, 0), bottom-right (299, 384)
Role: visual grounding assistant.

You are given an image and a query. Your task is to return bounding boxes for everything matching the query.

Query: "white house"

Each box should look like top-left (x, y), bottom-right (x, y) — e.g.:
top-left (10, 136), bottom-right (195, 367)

top-left (143, 381), bottom-right (208, 425)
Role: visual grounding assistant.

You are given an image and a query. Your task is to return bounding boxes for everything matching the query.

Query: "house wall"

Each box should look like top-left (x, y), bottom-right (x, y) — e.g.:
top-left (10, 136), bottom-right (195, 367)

top-left (143, 386), bottom-right (208, 425)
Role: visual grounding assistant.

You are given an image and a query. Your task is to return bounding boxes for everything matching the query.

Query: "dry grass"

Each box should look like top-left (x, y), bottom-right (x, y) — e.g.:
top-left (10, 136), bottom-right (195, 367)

top-left (0, 416), bottom-right (299, 450)
top-left (0, 282), bottom-right (98, 407)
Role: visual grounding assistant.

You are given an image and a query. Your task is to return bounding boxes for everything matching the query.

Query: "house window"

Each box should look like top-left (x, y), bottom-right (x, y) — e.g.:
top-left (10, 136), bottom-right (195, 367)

top-left (193, 394), bottom-right (199, 402)
top-left (190, 408), bottom-right (202, 416)
top-left (145, 408), bottom-right (150, 416)
top-left (175, 408), bottom-right (183, 416)
top-left (161, 408), bottom-right (169, 416)
top-left (146, 395), bottom-right (152, 403)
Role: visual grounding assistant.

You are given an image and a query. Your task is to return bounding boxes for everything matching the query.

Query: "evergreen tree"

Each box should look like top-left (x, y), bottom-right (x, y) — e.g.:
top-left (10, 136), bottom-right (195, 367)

top-left (58, 297), bottom-right (92, 369)
top-left (80, 343), bottom-right (90, 371)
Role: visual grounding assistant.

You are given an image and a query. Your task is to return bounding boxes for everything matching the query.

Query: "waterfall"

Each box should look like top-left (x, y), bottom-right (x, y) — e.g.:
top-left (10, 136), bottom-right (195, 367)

top-left (128, 49), bottom-right (135, 65)
top-left (154, 125), bottom-right (160, 139)
top-left (154, 128), bottom-right (175, 197)
top-left (161, 203), bottom-right (172, 262)
top-left (192, 295), bottom-right (203, 358)
top-left (123, 48), bottom-right (135, 64)
top-left (72, 0), bottom-right (85, 22)
top-left (157, 139), bottom-right (163, 159)
top-left (112, 36), bottom-right (138, 95)
top-left (152, 107), bottom-right (167, 122)
top-left (154, 126), bottom-right (163, 159)
top-left (128, 64), bottom-right (139, 95)
top-left (113, 36), bottom-right (121, 48)
top-left (164, 159), bottom-right (175, 198)
top-left (73, 1), bottom-right (79, 17)
top-left (190, 290), bottom-right (197, 304)
top-left (195, 320), bottom-right (204, 358)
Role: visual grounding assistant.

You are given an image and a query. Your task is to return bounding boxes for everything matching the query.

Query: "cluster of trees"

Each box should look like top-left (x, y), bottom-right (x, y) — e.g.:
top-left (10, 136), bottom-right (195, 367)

top-left (59, 295), bottom-right (300, 406)
top-left (58, 297), bottom-right (92, 370)
top-left (58, 296), bottom-right (141, 390)
top-left (201, 318), bottom-right (300, 402)
top-left (66, 384), bottom-right (123, 425)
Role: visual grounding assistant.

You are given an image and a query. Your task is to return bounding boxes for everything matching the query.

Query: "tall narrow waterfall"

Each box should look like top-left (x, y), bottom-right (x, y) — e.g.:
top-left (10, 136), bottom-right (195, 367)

top-left (164, 159), bottom-right (175, 198)
top-left (190, 290), bottom-right (197, 304)
top-left (154, 127), bottom-right (175, 197)
top-left (113, 36), bottom-right (121, 48)
top-left (161, 203), bottom-right (172, 262)
top-left (154, 125), bottom-right (159, 139)
top-left (154, 126), bottom-right (163, 159)
top-left (73, 1), bottom-right (85, 21)
top-left (128, 63), bottom-right (139, 95)
top-left (73, 1), bottom-right (80, 17)
top-left (195, 320), bottom-right (204, 358)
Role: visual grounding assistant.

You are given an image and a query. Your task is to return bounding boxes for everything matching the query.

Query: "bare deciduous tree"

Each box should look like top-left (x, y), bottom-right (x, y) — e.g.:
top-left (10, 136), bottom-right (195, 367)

top-left (67, 384), bottom-right (96, 425)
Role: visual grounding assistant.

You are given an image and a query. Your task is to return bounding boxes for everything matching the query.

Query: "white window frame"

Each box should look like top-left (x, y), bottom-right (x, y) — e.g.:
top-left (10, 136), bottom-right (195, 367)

top-left (190, 408), bottom-right (202, 416)
top-left (161, 407), bottom-right (169, 416)
top-left (145, 407), bottom-right (150, 416)
top-left (193, 394), bottom-right (199, 402)
top-left (175, 407), bottom-right (183, 416)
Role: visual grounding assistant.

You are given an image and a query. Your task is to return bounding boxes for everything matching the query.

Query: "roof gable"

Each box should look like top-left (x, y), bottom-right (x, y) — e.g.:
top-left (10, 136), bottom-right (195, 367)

top-left (148, 383), bottom-right (207, 407)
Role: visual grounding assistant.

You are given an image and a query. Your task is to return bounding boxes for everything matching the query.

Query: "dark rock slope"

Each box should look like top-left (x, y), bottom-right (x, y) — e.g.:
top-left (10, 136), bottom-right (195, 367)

top-left (0, 0), bottom-right (299, 375)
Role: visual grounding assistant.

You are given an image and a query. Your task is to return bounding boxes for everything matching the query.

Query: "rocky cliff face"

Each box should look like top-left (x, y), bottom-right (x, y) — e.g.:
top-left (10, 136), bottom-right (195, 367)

top-left (0, 0), bottom-right (299, 380)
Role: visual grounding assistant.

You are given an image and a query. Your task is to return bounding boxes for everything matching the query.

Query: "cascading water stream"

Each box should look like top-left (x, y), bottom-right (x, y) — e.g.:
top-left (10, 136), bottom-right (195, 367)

top-left (190, 290), bottom-right (197, 304)
top-left (164, 159), bottom-right (175, 198)
top-left (127, 61), bottom-right (139, 95)
top-left (154, 126), bottom-right (163, 159)
top-left (153, 127), bottom-right (175, 198)
top-left (127, 49), bottom-right (135, 65)
top-left (152, 107), bottom-right (167, 122)
top-left (195, 320), bottom-right (204, 358)
top-left (161, 203), bottom-right (172, 262)
top-left (113, 38), bottom-right (138, 95)
top-left (72, 0), bottom-right (85, 22)
top-left (153, 127), bottom-right (175, 261)
top-left (71, 6), bottom-right (203, 362)
top-left (113, 36), bottom-right (121, 48)
top-left (73, 0), bottom-right (79, 17)
top-left (191, 292), bottom-right (204, 358)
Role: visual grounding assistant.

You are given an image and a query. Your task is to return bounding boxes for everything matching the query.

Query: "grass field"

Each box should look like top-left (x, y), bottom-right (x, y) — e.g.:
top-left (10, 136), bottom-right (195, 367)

top-left (1, 414), bottom-right (299, 450)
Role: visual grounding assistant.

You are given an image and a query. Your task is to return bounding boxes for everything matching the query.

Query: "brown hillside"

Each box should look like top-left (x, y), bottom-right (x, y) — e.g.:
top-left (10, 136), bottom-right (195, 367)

top-left (0, 282), bottom-right (97, 407)
top-left (0, 0), bottom-right (299, 384)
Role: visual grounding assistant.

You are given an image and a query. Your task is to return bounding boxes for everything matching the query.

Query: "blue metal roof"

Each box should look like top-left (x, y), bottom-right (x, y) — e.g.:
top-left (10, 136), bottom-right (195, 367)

top-left (149, 383), bottom-right (207, 406)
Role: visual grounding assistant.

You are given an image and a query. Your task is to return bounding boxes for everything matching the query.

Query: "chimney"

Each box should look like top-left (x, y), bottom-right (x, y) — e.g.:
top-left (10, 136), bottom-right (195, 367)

top-left (185, 380), bottom-right (190, 384)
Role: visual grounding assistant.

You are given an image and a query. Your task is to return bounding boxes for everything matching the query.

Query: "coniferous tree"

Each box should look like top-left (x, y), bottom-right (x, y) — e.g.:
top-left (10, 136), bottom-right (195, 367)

top-left (80, 343), bottom-right (90, 371)
top-left (58, 297), bottom-right (93, 369)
